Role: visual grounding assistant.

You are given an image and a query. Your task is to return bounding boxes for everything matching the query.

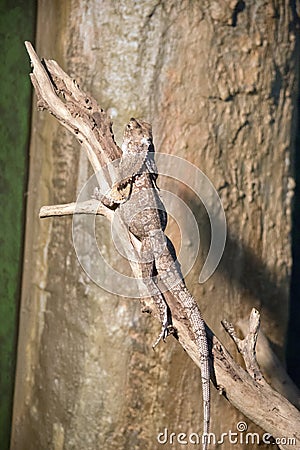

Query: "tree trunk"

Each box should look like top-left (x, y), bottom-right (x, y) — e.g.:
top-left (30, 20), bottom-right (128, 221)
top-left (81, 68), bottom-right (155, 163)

top-left (11, 1), bottom-right (298, 450)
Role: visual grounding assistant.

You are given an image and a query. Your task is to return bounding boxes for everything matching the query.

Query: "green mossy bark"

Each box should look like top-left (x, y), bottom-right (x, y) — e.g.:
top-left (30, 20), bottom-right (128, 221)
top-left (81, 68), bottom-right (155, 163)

top-left (0, 2), bottom-right (35, 448)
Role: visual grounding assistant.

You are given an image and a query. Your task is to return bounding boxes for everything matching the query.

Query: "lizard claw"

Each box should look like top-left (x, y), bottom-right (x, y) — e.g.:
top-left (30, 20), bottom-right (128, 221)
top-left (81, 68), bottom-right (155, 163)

top-left (152, 324), bottom-right (174, 350)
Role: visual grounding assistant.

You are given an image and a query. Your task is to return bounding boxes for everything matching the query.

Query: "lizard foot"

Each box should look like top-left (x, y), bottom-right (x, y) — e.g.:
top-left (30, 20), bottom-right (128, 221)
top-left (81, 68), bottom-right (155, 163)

top-left (152, 324), bottom-right (175, 350)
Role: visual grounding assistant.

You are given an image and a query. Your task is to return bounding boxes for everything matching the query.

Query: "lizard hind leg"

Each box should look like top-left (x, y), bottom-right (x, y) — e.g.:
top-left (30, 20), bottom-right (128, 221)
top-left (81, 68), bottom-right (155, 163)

top-left (140, 245), bottom-right (173, 348)
top-left (151, 300), bottom-right (173, 349)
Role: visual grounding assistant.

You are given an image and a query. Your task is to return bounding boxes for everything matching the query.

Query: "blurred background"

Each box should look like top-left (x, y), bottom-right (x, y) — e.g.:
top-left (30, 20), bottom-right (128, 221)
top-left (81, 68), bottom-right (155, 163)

top-left (1, 1), bottom-right (299, 449)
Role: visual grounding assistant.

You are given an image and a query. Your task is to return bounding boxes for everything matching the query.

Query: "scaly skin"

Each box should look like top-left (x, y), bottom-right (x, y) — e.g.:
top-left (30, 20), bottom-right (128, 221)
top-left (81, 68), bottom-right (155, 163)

top-left (105, 118), bottom-right (211, 450)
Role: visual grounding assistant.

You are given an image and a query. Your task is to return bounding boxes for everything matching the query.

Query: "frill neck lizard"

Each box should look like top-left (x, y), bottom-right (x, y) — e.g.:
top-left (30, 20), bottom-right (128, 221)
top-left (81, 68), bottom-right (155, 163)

top-left (95, 118), bottom-right (211, 450)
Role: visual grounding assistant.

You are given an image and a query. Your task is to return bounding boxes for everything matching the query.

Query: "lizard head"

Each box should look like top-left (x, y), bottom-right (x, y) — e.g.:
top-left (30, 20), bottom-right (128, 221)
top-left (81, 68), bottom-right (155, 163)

top-left (122, 118), bottom-right (153, 153)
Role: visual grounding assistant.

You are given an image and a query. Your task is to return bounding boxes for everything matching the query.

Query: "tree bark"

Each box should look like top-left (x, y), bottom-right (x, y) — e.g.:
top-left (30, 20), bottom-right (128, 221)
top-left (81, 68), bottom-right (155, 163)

top-left (11, 1), bottom-right (299, 450)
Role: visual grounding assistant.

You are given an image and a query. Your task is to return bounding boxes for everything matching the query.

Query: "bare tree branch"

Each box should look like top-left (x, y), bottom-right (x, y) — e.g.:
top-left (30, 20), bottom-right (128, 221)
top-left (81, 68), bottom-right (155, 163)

top-left (39, 200), bottom-right (114, 220)
top-left (237, 316), bottom-right (300, 409)
top-left (25, 41), bottom-right (300, 449)
top-left (222, 308), bottom-right (268, 386)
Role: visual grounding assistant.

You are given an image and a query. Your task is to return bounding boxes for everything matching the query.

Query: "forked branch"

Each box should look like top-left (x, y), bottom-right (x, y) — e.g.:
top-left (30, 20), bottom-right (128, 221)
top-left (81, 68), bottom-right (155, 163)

top-left (25, 41), bottom-right (300, 449)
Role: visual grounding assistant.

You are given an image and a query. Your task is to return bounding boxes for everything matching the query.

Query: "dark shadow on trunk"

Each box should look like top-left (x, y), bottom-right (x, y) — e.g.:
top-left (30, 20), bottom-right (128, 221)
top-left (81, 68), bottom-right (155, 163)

top-left (286, 0), bottom-right (300, 388)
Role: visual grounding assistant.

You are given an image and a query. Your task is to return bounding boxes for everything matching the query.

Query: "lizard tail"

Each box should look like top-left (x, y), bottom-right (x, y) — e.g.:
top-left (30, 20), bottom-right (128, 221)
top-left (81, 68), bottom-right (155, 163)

top-left (192, 318), bottom-right (210, 450)
top-left (199, 342), bottom-right (210, 450)
top-left (202, 380), bottom-right (210, 450)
